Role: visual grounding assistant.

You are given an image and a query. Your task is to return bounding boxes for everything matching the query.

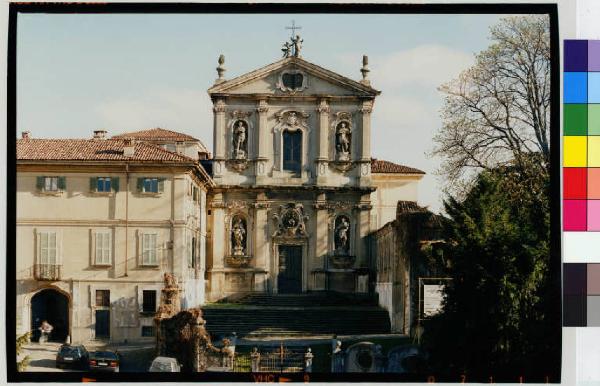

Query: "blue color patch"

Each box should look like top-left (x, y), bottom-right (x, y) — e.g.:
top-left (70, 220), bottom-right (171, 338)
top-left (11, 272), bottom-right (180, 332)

top-left (564, 72), bottom-right (588, 103)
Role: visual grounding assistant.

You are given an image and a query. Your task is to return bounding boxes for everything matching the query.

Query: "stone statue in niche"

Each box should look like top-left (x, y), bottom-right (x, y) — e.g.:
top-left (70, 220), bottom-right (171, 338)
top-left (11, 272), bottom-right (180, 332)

top-left (336, 122), bottom-right (351, 161)
top-left (232, 120), bottom-right (247, 159)
top-left (231, 217), bottom-right (246, 256)
top-left (335, 216), bottom-right (351, 255)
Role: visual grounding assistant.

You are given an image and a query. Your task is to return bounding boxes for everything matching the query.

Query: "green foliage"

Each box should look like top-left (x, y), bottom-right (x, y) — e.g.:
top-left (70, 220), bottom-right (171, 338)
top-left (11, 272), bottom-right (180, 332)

top-left (16, 332), bottom-right (31, 372)
top-left (421, 157), bottom-right (560, 381)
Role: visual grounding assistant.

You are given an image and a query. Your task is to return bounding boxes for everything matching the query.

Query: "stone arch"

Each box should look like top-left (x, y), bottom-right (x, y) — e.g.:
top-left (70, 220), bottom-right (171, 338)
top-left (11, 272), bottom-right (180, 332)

top-left (30, 286), bottom-right (71, 342)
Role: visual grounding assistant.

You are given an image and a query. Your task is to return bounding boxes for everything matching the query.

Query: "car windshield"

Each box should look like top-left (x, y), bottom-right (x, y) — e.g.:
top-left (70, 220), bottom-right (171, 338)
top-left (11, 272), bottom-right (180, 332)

top-left (151, 361), bottom-right (173, 371)
top-left (59, 346), bottom-right (79, 355)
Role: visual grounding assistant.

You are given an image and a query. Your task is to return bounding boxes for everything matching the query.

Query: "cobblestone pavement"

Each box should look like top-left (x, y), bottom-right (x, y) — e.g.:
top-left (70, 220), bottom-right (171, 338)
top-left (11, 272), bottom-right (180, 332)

top-left (21, 341), bottom-right (156, 373)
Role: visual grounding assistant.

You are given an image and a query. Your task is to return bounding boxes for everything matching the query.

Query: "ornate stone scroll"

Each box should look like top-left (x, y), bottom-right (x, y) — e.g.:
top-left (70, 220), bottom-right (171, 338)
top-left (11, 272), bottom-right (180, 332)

top-left (272, 203), bottom-right (309, 237)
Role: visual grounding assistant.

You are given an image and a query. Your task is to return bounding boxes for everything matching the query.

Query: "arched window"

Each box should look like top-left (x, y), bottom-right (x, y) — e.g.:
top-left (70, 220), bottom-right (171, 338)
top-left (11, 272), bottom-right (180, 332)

top-left (282, 130), bottom-right (302, 174)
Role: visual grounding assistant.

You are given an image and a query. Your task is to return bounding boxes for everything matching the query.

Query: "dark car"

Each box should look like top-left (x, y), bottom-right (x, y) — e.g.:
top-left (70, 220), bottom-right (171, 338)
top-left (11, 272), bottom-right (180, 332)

top-left (56, 344), bottom-right (89, 370)
top-left (88, 351), bottom-right (120, 372)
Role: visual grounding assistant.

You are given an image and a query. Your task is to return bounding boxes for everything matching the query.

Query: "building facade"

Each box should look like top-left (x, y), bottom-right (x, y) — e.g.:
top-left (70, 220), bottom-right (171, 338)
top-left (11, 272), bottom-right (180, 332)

top-left (204, 45), bottom-right (424, 301)
top-left (16, 134), bottom-right (212, 343)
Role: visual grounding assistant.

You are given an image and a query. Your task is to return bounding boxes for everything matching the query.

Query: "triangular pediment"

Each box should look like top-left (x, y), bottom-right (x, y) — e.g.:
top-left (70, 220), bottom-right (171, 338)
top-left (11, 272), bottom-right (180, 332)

top-left (208, 57), bottom-right (380, 97)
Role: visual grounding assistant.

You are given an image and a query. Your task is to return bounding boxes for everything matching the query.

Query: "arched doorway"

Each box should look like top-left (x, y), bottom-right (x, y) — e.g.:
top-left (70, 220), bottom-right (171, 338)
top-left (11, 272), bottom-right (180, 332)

top-left (31, 288), bottom-right (69, 342)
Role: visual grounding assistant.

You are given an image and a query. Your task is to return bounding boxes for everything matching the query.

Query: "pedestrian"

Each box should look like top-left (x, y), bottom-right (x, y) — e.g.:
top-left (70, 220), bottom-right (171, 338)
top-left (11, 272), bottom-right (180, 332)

top-left (39, 320), bottom-right (53, 343)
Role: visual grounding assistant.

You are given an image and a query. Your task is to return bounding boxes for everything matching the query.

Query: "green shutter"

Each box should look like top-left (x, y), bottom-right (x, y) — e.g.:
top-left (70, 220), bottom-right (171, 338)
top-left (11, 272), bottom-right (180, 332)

top-left (36, 176), bottom-right (45, 191)
top-left (112, 177), bottom-right (119, 192)
top-left (90, 177), bottom-right (97, 192)
top-left (137, 178), bottom-right (144, 192)
top-left (57, 176), bottom-right (66, 190)
top-left (158, 178), bottom-right (165, 193)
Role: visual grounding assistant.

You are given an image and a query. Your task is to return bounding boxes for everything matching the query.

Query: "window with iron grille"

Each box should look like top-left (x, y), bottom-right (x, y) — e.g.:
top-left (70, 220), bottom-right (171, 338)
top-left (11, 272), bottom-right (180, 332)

top-left (96, 290), bottom-right (110, 307)
top-left (141, 326), bottom-right (155, 337)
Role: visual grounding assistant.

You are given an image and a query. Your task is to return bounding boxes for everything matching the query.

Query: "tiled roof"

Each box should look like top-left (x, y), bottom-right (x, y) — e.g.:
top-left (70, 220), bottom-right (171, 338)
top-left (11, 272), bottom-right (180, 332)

top-left (371, 158), bottom-right (425, 174)
top-left (112, 128), bottom-right (200, 143)
top-left (397, 200), bottom-right (427, 214)
top-left (17, 138), bottom-right (195, 163)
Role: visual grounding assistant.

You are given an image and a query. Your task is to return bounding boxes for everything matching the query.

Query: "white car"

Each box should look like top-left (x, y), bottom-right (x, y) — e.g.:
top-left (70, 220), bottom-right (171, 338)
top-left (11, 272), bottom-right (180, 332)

top-left (149, 356), bottom-right (181, 372)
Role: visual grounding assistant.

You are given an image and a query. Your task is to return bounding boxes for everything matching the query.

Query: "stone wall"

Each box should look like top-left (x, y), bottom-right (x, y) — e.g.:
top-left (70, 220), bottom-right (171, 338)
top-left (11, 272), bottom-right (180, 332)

top-left (370, 201), bottom-right (447, 336)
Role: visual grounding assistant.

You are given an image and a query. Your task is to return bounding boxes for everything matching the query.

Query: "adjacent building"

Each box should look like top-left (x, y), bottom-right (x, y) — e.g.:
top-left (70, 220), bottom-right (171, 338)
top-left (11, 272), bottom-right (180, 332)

top-left (16, 133), bottom-right (213, 343)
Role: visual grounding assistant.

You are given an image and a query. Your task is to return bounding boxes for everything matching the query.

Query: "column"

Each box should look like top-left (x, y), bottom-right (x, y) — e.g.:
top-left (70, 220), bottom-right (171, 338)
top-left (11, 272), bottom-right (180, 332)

top-left (313, 193), bottom-right (329, 290)
top-left (358, 99), bottom-right (373, 187)
top-left (209, 193), bottom-right (226, 300)
top-left (255, 99), bottom-right (269, 184)
top-left (253, 192), bottom-right (269, 291)
top-left (213, 99), bottom-right (227, 180)
top-left (316, 99), bottom-right (330, 185)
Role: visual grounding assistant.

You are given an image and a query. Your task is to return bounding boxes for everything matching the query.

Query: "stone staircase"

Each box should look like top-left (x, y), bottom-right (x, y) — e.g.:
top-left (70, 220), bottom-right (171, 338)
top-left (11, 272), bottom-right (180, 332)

top-left (202, 292), bottom-right (391, 338)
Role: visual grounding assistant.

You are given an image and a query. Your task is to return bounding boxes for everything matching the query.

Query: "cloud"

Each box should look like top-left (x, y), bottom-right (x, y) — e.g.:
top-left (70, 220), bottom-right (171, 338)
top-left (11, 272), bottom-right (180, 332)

top-left (94, 88), bottom-right (214, 147)
top-left (370, 44), bottom-right (474, 88)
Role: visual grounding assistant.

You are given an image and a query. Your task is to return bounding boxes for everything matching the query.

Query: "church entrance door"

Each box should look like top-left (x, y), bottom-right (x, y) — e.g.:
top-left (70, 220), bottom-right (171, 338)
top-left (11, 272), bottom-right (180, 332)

top-left (278, 245), bottom-right (302, 293)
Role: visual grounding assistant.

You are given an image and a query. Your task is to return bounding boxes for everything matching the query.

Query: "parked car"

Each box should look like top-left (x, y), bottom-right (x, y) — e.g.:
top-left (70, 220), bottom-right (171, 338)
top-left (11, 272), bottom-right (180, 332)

top-left (149, 356), bottom-right (181, 372)
top-left (56, 344), bottom-right (89, 370)
top-left (88, 351), bottom-right (120, 372)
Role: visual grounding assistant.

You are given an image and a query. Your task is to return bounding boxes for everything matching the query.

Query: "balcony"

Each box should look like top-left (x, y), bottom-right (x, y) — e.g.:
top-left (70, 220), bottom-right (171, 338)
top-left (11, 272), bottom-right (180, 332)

top-left (34, 264), bottom-right (62, 281)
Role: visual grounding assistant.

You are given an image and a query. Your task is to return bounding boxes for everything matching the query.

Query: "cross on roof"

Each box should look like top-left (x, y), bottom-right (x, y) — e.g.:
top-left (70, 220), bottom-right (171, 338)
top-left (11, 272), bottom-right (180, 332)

top-left (285, 20), bottom-right (302, 38)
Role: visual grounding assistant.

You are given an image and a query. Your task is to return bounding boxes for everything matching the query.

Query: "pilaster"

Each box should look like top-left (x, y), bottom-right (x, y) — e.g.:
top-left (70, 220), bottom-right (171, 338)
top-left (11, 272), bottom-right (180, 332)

top-left (358, 100), bottom-right (373, 187)
top-left (315, 99), bottom-right (330, 185)
top-left (213, 99), bottom-right (227, 180)
top-left (313, 193), bottom-right (329, 290)
top-left (255, 99), bottom-right (269, 184)
top-left (253, 192), bottom-right (269, 291)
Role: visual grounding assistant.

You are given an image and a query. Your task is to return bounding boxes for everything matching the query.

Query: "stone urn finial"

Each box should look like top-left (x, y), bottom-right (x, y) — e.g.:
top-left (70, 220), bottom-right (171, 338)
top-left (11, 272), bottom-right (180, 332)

top-left (360, 55), bottom-right (370, 85)
top-left (216, 54), bottom-right (226, 84)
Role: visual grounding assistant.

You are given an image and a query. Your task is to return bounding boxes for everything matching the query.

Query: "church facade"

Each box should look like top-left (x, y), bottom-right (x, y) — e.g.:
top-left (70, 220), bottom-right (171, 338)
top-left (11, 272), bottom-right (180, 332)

top-left (204, 41), bottom-right (424, 301)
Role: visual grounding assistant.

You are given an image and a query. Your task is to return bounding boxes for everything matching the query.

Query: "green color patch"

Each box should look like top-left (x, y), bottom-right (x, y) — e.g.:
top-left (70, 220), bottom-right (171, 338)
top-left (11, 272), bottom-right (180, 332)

top-left (564, 104), bottom-right (588, 136)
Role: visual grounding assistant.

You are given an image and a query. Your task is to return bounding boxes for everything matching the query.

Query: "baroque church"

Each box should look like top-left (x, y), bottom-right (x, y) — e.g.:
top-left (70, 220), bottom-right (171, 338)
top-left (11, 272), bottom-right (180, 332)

top-left (204, 36), bottom-right (424, 301)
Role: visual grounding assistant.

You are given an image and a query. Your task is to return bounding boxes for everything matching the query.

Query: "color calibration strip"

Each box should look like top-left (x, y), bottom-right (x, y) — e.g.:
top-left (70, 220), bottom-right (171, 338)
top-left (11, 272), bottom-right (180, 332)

top-left (563, 263), bottom-right (600, 327)
top-left (563, 40), bottom-right (600, 232)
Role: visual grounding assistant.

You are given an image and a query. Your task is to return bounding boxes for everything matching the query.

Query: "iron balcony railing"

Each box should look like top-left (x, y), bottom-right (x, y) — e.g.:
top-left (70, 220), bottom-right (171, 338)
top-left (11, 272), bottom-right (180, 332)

top-left (34, 264), bottom-right (62, 281)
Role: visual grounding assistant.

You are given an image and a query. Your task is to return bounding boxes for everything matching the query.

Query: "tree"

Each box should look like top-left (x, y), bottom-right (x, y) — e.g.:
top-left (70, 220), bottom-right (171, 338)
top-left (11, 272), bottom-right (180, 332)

top-left (432, 15), bottom-right (550, 192)
top-left (421, 157), bottom-right (560, 382)
top-left (16, 332), bottom-right (31, 372)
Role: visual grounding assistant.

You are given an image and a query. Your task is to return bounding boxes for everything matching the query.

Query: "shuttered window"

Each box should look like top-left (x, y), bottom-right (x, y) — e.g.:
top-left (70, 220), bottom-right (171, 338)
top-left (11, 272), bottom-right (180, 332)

top-left (141, 233), bottom-right (158, 266)
top-left (137, 178), bottom-right (165, 193)
top-left (95, 232), bottom-right (111, 265)
top-left (37, 176), bottom-right (66, 192)
top-left (39, 232), bottom-right (57, 265)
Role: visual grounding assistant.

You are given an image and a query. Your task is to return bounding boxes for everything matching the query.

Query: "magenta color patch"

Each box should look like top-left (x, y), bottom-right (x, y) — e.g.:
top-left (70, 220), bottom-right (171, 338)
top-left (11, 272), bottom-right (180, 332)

top-left (564, 200), bottom-right (587, 231)
top-left (588, 200), bottom-right (600, 231)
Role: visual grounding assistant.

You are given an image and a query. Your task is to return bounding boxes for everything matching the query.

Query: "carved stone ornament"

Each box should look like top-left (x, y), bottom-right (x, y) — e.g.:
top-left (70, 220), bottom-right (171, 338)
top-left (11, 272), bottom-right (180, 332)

top-left (331, 160), bottom-right (356, 173)
top-left (272, 203), bottom-right (309, 237)
top-left (227, 200), bottom-right (250, 211)
top-left (275, 110), bottom-right (310, 128)
top-left (213, 99), bottom-right (227, 113)
top-left (225, 255), bottom-right (252, 268)
top-left (276, 69), bottom-right (309, 93)
top-left (226, 158), bottom-right (249, 172)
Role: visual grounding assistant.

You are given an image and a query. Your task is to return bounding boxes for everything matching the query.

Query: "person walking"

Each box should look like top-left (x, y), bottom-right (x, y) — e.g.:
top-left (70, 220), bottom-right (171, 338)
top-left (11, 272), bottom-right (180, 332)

top-left (39, 320), bottom-right (53, 343)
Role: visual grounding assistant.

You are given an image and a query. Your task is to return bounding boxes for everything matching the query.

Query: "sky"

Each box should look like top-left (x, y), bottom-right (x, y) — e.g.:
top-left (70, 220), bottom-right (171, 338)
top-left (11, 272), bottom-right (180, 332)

top-left (17, 12), bottom-right (509, 213)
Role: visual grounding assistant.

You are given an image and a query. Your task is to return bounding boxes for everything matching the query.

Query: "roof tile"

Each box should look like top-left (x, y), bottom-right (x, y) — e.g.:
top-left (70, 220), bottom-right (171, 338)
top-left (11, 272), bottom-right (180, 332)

top-left (17, 138), bottom-right (195, 163)
top-left (371, 158), bottom-right (425, 174)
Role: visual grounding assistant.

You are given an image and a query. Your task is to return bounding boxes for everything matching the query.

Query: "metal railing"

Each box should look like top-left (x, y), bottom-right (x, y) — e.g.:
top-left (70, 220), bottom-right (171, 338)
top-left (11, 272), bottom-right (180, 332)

top-left (34, 264), bottom-right (61, 281)
top-left (233, 346), bottom-right (311, 373)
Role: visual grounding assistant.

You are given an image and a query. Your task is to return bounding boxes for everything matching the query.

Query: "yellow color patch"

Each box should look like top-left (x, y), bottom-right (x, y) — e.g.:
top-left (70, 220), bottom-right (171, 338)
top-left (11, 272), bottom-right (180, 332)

top-left (589, 136), bottom-right (600, 167)
top-left (564, 136), bottom-right (588, 167)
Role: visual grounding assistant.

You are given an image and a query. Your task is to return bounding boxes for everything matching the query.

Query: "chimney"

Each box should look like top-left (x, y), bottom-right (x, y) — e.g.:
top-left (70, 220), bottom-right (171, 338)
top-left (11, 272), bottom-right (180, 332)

top-left (93, 130), bottom-right (107, 139)
top-left (21, 131), bottom-right (31, 140)
top-left (123, 138), bottom-right (135, 157)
